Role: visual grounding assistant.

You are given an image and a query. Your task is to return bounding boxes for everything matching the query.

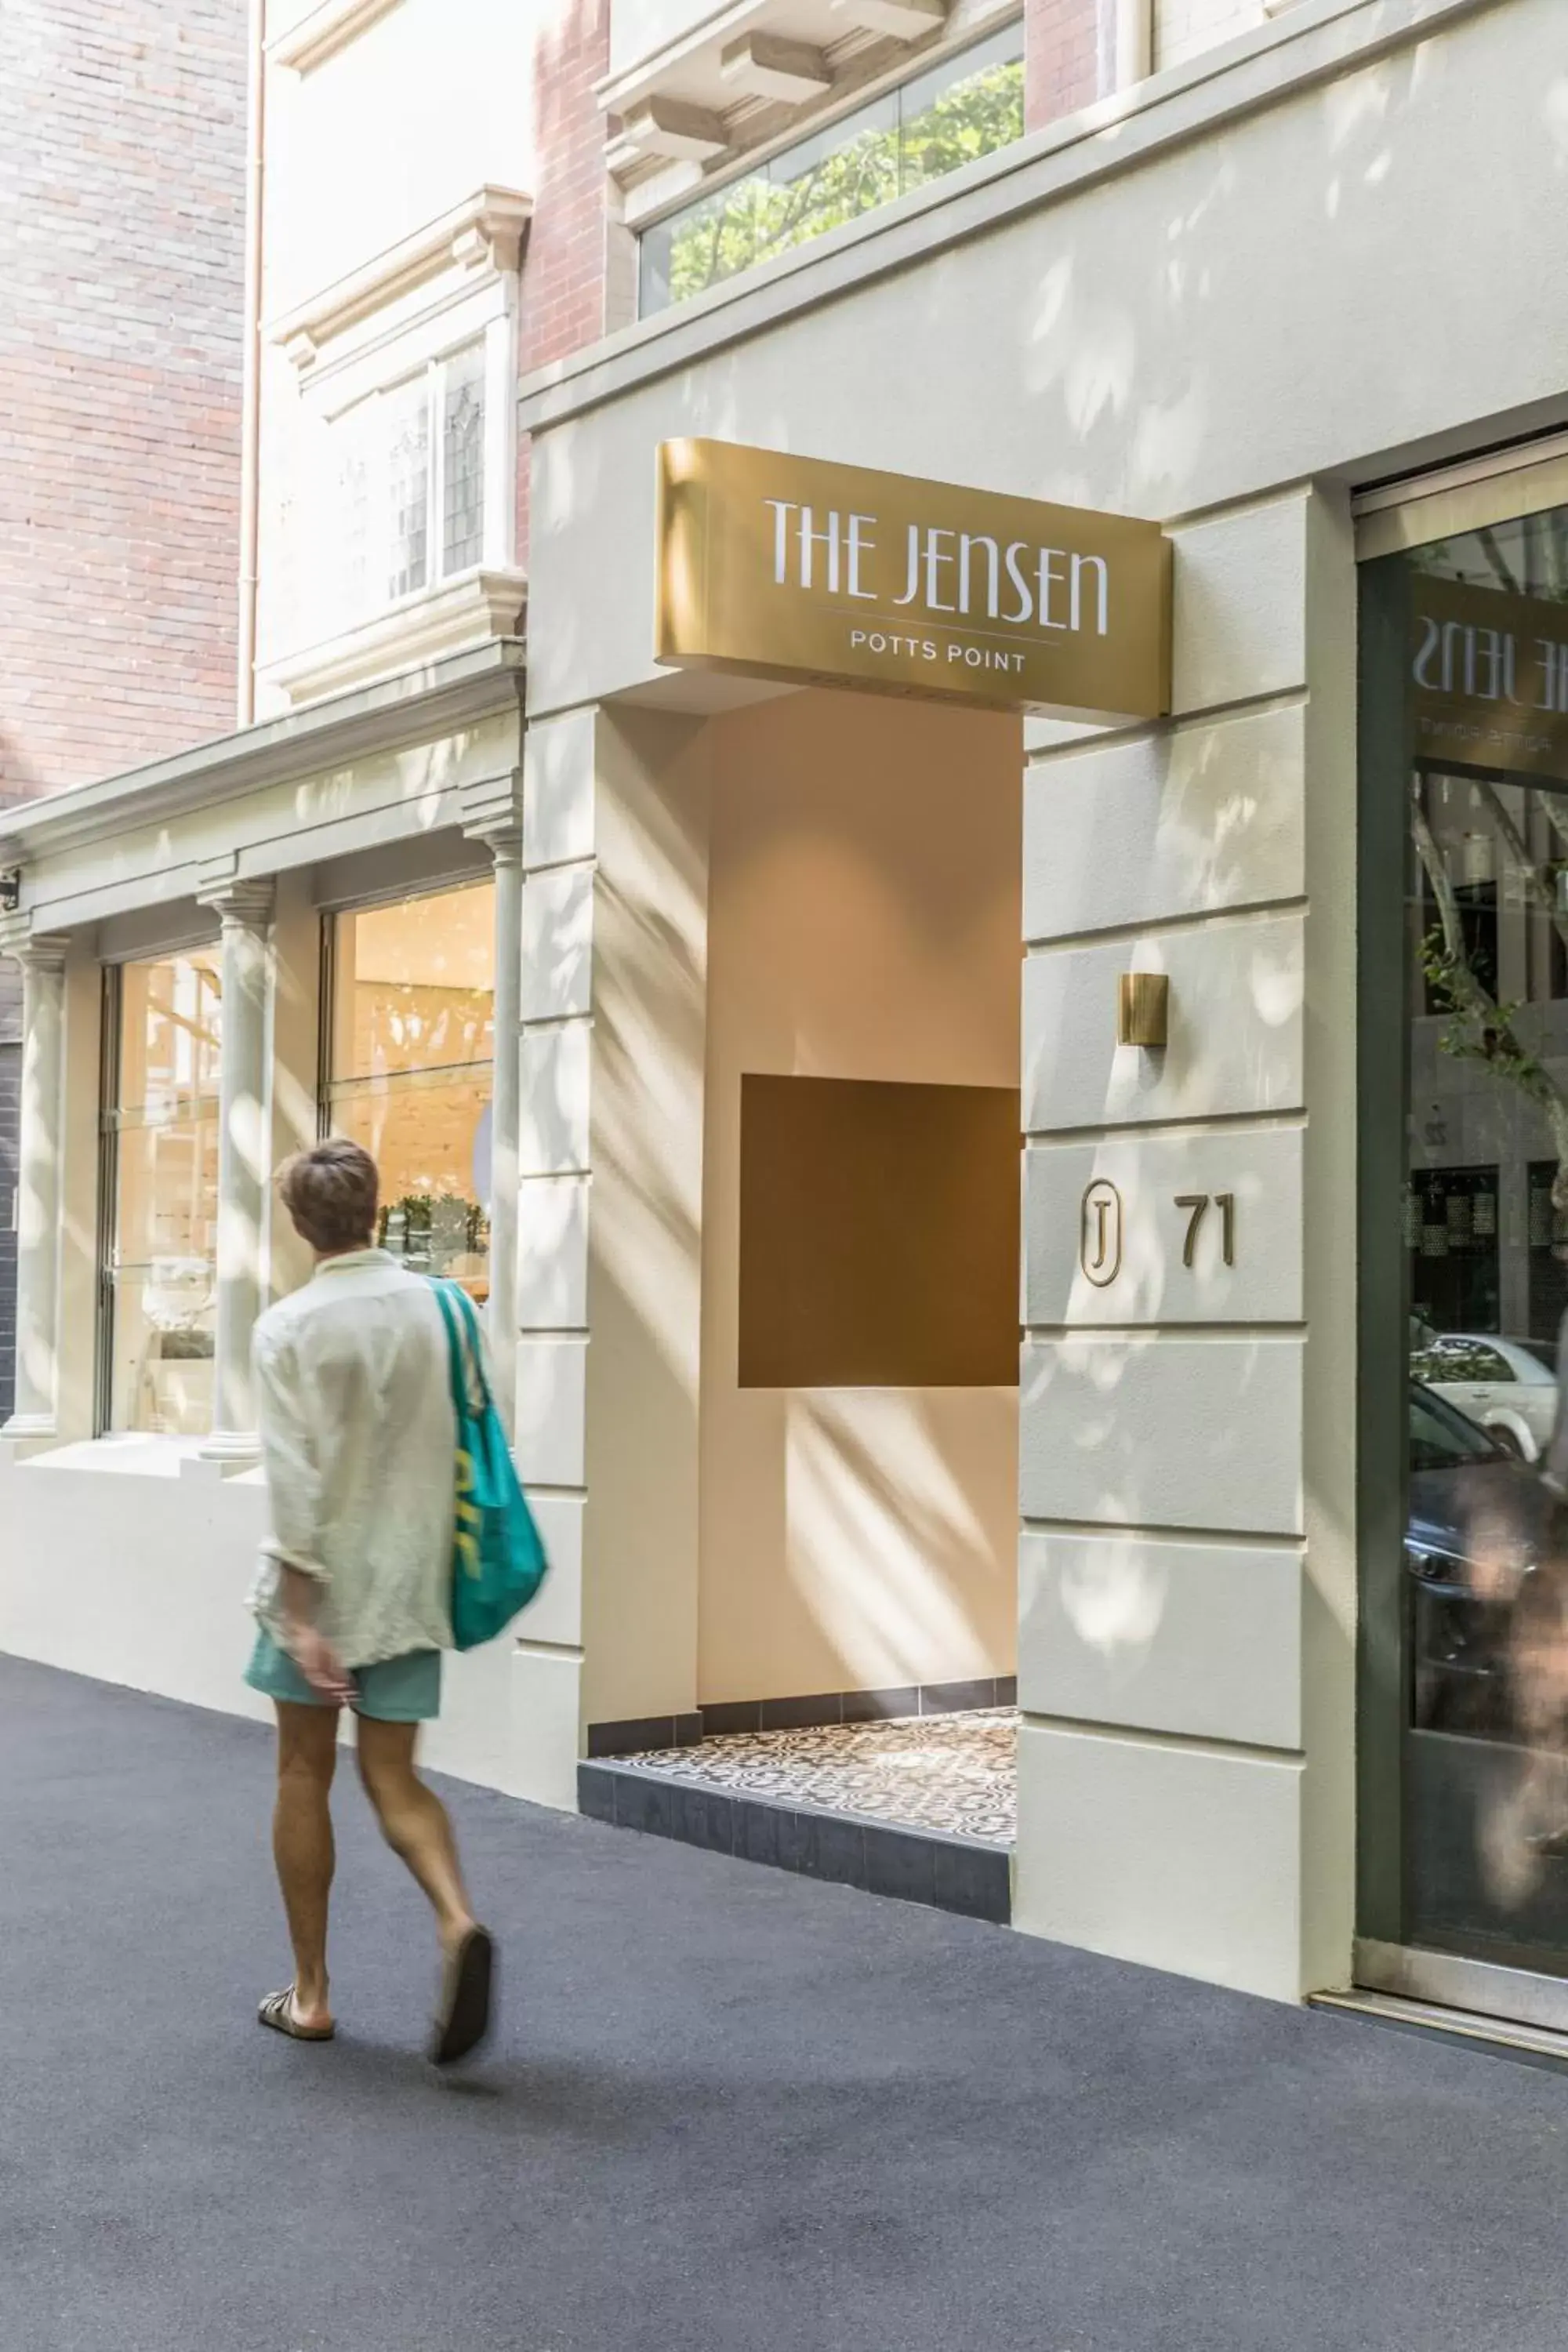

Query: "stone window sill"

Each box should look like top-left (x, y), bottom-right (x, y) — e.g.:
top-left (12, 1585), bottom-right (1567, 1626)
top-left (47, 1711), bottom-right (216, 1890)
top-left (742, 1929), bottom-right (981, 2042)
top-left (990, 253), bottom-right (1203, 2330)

top-left (3, 1433), bottom-right (263, 1481)
top-left (260, 568), bottom-right (528, 711)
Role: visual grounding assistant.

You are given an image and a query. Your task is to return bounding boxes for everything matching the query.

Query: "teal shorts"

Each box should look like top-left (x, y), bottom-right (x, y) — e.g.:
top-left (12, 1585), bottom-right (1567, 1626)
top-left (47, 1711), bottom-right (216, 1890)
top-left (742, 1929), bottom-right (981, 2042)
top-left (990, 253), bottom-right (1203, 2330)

top-left (245, 1630), bottom-right (443, 1722)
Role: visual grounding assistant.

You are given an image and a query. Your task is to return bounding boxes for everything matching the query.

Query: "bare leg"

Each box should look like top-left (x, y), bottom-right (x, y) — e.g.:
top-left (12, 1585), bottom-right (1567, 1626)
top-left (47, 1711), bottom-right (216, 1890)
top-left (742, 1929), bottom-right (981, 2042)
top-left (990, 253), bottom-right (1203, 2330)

top-left (271, 1701), bottom-right (339, 2031)
top-left (356, 1718), bottom-right (477, 1955)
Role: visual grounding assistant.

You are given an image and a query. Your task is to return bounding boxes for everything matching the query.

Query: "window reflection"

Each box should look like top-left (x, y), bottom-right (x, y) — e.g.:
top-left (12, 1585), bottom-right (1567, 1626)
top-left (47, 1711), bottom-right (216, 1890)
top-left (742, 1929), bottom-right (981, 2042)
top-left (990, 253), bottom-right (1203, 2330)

top-left (1373, 499), bottom-right (1568, 1973)
top-left (638, 22), bottom-right (1024, 314)
top-left (324, 881), bottom-right (495, 1298)
top-left (105, 949), bottom-right (223, 1435)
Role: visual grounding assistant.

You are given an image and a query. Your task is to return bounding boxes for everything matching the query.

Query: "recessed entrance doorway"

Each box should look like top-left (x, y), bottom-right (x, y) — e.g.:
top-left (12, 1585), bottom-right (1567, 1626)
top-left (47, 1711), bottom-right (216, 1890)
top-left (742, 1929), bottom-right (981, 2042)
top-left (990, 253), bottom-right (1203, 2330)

top-left (582, 684), bottom-right (1022, 1921)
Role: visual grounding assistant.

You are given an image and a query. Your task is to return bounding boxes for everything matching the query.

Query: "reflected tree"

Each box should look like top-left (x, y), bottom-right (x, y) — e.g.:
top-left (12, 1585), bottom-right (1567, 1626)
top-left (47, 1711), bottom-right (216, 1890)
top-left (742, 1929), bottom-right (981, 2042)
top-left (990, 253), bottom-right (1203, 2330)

top-left (666, 60), bottom-right (1025, 307)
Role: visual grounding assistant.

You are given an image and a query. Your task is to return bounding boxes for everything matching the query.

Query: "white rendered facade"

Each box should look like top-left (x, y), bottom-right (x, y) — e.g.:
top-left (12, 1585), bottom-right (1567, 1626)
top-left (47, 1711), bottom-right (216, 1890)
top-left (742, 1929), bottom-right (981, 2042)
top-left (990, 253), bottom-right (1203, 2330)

top-left (3, 0), bottom-right (1566, 2006)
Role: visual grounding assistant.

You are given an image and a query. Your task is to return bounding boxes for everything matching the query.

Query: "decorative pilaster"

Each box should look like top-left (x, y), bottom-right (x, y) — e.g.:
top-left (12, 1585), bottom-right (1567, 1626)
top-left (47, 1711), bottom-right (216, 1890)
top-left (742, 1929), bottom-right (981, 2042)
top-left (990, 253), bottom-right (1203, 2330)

top-left (463, 768), bottom-right (524, 1432)
top-left (196, 868), bottom-right (274, 1462)
top-left (0, 917), bottom-right (71, 1443)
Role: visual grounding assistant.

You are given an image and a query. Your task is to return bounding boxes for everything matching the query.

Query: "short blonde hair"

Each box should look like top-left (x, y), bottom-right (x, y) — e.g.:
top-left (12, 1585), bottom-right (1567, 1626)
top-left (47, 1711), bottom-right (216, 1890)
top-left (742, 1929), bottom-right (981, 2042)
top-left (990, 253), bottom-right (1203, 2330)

top-left (278, 1138), bottom-right (379, 1255)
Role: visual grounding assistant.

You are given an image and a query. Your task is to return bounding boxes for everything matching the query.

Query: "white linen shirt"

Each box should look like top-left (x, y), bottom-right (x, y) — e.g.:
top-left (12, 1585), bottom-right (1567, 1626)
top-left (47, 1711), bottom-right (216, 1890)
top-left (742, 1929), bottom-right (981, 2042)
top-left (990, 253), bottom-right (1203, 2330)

top-left (250, 1250), bottom-right (456, 1668)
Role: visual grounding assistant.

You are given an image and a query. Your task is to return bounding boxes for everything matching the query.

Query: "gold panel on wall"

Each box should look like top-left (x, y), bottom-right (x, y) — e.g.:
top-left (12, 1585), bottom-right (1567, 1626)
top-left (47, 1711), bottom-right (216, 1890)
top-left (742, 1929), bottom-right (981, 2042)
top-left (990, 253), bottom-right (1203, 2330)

top-left (739, 1074), bottom-right (1022, 1389)
top-left (655, 437), bottom-right (1171, 720)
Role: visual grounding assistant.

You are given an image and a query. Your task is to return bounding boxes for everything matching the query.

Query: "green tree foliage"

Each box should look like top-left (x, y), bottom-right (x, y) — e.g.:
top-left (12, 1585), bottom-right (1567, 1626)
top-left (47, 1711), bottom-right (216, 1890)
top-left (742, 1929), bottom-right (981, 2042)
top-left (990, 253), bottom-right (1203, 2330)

top-left (664, 60), bottom-right (1024, 307)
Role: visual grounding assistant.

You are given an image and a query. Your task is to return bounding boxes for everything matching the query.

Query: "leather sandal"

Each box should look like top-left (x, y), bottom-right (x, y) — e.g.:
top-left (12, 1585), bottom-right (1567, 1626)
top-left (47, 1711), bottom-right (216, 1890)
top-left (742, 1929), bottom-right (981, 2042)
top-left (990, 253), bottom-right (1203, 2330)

top-left (430, 1926), bottom-right (494, 2065)
top-left (257, 1986), bottom-right (336, 2042)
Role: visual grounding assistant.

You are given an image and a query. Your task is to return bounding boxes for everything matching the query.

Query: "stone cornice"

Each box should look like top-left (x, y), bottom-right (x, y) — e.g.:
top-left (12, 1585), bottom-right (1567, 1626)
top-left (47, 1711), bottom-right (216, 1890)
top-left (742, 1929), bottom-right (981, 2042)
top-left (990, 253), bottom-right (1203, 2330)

top-left (597, 0), bottom-right (770, 118)
top-left (271, 187), bottom-right (532, 372)
top-left (195, 866), bottom-right (276, 926)
top-left (459, 768), bottom-right (525, 848)
top-left (0, 916), bottom-right (71, 970)
top-left (0, 641), bottom-right (527, 874)
top-left (597, 0), bottom-right (946, 178)
top-left (270, 0), bottom-right (402, 74)
top-left (262, 569), bottom-right (528, 708)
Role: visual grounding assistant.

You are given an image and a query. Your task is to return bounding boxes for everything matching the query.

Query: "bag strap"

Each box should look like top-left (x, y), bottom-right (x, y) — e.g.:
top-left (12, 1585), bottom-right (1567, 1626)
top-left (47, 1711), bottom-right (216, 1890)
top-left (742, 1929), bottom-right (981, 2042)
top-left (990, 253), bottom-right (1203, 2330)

top-left (446, 1283), bottom-right (497, 1416)
top-left (428, 1279), bottom-right (471, 1423)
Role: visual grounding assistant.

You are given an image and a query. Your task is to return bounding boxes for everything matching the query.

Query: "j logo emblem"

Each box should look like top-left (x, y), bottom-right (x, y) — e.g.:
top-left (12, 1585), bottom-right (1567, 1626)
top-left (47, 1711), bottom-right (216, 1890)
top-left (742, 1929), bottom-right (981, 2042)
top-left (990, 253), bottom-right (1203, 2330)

top-left (1080, 1178), bottom-right (1123, 1288)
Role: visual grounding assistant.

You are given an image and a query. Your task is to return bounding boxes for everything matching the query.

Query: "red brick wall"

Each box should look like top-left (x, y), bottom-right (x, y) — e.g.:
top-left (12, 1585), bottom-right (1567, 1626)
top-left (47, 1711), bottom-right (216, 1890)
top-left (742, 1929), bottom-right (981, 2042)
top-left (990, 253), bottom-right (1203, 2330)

top-left (1025, 0), bottom-right (1102, 131)
top-left (516, 0), bottom-right (615, 569)
top-left (0, 0), bottom-right (248, 799)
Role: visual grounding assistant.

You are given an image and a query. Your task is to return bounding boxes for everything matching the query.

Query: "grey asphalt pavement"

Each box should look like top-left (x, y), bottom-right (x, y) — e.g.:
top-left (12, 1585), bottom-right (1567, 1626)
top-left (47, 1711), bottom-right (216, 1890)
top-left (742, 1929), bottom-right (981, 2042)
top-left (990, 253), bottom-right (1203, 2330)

top-left (2, 1652), bottom-right (1566, 2352)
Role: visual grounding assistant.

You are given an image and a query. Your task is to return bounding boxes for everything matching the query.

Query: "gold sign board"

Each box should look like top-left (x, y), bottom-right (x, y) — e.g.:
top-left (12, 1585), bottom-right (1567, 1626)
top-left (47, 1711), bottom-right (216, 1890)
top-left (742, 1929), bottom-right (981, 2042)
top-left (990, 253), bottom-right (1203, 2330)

top-left (1410, 572), bottom-right (1568, 784)
top-left (655, 439), bottom-right (1171, 720)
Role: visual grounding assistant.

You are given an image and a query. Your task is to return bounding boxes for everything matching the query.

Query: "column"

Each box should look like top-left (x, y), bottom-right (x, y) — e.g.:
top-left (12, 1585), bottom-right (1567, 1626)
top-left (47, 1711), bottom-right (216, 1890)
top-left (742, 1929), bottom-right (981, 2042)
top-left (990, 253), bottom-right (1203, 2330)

top-left (436, 707), bottom-right (710, 1812)
top-left (0, 920), bottom-right (71, 1443)
top-left (197, 873), bottom-right (274, 1461)
top-left (462, 770), bottom-right (524, 1434)
top-left (525, 706), bottom-right (709, 1761)
top-left (1011, 488), bottom-right (1355, 2003)
top-left (488, 832), bottom-right (522, 1432)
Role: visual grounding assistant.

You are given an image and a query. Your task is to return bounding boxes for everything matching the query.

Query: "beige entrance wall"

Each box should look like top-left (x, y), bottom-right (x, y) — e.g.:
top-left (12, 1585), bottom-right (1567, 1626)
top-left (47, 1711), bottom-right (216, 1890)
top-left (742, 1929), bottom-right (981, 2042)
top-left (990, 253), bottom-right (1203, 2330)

top-left (513, 688), bottom-right (1024, 1756)
top-left (699, 687), bottom-right (1021, 1708)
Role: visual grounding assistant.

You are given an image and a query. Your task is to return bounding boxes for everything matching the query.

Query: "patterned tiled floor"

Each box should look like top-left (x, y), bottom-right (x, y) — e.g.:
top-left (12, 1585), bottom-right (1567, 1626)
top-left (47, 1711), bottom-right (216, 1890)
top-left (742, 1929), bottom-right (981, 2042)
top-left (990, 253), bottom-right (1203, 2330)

top-left (619, 1710), bottom-right (1017, 1846)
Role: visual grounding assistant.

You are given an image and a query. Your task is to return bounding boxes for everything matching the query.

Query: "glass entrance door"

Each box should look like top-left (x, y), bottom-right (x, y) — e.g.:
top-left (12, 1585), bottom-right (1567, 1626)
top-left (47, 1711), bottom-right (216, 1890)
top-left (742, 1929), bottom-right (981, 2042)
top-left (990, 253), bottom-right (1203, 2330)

top-left (1360, 487), bottom-right (1568, 2009)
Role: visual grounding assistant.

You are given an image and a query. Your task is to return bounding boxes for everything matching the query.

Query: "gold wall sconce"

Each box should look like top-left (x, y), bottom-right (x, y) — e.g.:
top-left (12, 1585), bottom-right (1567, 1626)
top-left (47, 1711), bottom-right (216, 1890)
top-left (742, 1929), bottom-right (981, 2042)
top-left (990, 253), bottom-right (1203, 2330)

top-left (1118, 971), bottom-right (1169, 1050)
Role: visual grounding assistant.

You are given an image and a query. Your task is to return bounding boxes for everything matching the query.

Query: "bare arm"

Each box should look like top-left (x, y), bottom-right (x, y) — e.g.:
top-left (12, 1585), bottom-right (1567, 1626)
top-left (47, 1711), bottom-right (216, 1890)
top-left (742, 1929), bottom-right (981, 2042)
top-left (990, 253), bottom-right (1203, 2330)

top-left (274, 1566), bottom-right (354, 1705)
top-left (255, 1330), bottom-right (354, 1701)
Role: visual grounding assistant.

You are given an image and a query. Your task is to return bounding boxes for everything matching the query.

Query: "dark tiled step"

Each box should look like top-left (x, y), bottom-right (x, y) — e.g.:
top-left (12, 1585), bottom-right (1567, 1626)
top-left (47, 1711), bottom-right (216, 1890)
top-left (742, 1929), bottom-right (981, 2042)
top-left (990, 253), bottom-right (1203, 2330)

top-left (578, 1761), bottom-right (1011, 1926)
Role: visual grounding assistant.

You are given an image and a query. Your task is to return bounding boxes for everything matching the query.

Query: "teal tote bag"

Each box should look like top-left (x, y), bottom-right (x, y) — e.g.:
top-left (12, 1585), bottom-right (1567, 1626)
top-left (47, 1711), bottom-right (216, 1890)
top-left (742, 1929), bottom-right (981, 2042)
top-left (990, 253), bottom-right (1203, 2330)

top-left (430, 1279), bottom-right (549, 1651)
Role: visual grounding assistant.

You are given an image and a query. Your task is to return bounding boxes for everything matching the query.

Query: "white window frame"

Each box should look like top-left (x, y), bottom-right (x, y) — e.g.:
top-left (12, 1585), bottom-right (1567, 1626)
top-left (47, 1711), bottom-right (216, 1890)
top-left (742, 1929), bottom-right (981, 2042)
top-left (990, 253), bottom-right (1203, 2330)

top-left (328, 335), bottom-right (499, 635)
top-left (265, 191), bottom-right (524, 681)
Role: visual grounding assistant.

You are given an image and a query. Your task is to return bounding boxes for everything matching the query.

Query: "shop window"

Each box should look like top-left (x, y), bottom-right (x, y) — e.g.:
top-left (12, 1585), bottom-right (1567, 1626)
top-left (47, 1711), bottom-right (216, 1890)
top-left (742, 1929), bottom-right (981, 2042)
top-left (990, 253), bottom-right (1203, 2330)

top-left (1419, 862), bottom-right (1498, 1015)
top-left (637, 20), bottom-right (1024, 317)
top-left (102, 949), bottom-right (223, 1436)
top-left (1405, 1165), bottom-right (1501, 1336)
top-left (322, 880), bottom-right (495, 1296)
top-left (328, 339), bottom-right (491, 630)
top-left (1527, 1159), bottom-right (1568, 1342)
top-left (1363, 494), bottom-right (1568, 1984)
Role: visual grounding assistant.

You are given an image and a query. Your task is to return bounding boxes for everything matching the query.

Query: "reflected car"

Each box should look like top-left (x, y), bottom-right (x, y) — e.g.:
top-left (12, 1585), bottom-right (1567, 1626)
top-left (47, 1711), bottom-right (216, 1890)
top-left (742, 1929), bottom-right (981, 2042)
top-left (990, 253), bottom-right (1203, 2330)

top-left (1406, 1382), bottom-right (1563, 1735)
top-left (1409, 1331), bottom-right (1560, 1464)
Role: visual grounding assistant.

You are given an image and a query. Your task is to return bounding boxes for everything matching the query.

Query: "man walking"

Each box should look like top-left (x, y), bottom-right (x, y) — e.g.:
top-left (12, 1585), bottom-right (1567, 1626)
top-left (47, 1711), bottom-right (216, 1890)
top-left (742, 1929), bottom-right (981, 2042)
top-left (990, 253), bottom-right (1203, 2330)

top-left (243, 1137), bottom-right (493, 2064)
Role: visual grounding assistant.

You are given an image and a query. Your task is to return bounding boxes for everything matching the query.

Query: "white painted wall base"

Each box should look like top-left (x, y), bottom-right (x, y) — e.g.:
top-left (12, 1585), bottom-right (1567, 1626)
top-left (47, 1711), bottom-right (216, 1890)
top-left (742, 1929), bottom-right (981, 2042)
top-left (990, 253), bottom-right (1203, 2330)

top-left (0, 1447), bottom-right (579, 1811)
top-left (0, 1446), bottom-right (274, 1722)
top-left (1013, 1717), bottom-right (1307, 2002)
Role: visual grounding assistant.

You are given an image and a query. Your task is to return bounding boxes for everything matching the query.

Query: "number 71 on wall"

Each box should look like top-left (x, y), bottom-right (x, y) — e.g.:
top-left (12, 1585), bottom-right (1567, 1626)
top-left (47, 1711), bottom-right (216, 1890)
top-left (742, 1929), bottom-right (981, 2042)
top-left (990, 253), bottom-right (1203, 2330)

top-left (1079, 1179), bottom-right (1238, 1287)
top-left (1174, 1192), bottom-right (1236, 1269)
